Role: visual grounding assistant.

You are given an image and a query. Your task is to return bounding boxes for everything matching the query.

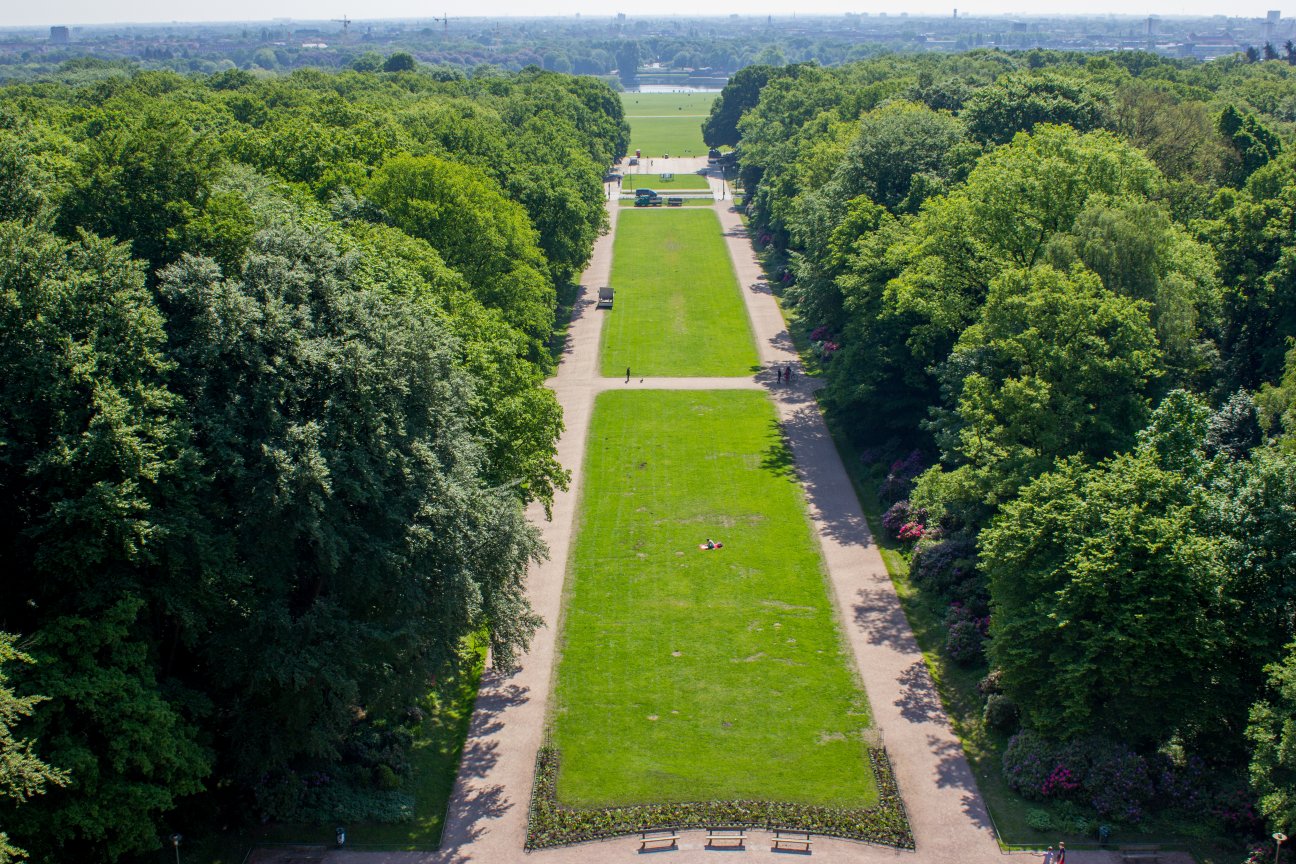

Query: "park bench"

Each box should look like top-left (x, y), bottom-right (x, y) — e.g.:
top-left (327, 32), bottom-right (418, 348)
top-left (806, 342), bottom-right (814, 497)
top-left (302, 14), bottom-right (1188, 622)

top-left (639, 828), bottom-right (679, 851)
top-left (772, 829), bottom-right (813, 852)
top-left (1120, 845), bottom-right (1161, 864)
top-left (667, 197), bottom-right (684, 206)
top-left (706, 827), bottom-right (746, 848)
top-left (596, 287), bottom-right (614, 309)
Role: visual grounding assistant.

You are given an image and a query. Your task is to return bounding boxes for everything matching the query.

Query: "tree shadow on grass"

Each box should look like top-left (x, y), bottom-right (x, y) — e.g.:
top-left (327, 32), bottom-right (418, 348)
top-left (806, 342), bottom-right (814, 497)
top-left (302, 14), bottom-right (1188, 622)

top-left (760, 418), bottom-right (797, 480)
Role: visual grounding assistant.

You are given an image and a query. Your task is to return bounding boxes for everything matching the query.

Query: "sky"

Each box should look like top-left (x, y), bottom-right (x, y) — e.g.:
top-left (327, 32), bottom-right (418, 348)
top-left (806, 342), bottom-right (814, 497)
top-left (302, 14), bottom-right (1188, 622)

top-left (0, 0), bottom-right (1285, 29)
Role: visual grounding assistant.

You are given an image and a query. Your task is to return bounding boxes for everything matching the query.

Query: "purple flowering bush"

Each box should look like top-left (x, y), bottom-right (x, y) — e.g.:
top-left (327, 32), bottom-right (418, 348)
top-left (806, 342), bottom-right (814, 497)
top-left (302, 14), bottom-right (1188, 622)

top-left (1084, 745), bottom-right (1153, 821)
top-left (882, 500), bottom-right (922, 539)
top-left (878, 449), bottom-right (925, 506)
top-left (909, 534), bottom-right (977, 596)
top-left (1003, 730), bottom-right (1056, 801)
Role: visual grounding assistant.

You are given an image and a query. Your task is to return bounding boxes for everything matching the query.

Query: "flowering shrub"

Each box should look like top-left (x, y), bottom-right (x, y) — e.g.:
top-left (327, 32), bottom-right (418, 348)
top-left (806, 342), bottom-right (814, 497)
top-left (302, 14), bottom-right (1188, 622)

top-left (1003, 731), bottom-right (1056, 801)
top-left (898, 521), bottom-right (926, 542)
top-left (1041, 765), bottom-right (1082, 799)
top-left (882, 501), bottom-right (918, 539)
top-left (1083, 744), bottom-right (1153, 822)
top-left (878, 450), bottom-right (925, 505)
top-left (909, 534), bottom-right (977, 597)
top-left (1149, 753), bottom-right (1211, 816)
top-left (1214, 787), bottom-right (1262, 834)
top-left (809, 325), bottom-right (831, 342)
top-left (945, 619), bottom-right (985, 665)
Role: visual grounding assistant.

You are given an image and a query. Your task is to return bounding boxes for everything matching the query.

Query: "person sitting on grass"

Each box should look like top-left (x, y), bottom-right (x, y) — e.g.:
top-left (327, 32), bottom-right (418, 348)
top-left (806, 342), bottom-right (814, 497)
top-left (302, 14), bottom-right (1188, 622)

top-left (705, 538), bottom-right (716, 549)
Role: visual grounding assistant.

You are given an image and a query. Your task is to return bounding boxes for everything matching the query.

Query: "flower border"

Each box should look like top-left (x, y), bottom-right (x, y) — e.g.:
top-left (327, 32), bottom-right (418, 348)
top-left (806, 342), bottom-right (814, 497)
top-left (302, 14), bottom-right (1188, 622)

top-left (524, 745), bottom-right (914, 851)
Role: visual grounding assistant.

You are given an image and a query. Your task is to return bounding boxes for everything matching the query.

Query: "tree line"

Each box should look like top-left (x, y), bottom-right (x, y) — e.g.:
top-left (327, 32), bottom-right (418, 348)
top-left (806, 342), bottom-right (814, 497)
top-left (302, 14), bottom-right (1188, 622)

top-left (714, 49), bottom-right (1296, 840)
top-left (0, 64), bottom-right (627, 862)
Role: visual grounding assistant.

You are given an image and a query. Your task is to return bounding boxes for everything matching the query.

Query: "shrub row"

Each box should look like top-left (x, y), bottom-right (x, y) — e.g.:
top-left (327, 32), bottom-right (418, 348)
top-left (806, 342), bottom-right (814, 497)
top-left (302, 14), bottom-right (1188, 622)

top-left (525, 746), bottom-right (914, 850)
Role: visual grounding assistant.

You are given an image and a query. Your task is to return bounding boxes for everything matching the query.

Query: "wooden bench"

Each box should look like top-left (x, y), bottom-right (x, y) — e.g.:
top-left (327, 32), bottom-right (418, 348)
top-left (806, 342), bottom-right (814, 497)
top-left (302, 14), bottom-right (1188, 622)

top-left (772, 829), bottom-right (813, 852)
top-left (706, 827), bottom-right (747, 848)
top-left (639, 829), bottom-right (679, 851)
top-left (1120, 845), bottom-right (1161, 864)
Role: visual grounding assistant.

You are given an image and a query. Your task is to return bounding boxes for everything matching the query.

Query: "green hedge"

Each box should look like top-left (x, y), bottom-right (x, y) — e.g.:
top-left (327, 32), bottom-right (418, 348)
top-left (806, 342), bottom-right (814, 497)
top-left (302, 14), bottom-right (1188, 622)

top-left (524, 746), bottom-right (914, 850)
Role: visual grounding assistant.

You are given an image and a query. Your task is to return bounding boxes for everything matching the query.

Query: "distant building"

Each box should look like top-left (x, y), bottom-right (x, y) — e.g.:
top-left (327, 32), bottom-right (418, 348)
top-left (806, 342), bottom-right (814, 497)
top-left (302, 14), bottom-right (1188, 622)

top-left (49, 26), bottom-right (69, 43)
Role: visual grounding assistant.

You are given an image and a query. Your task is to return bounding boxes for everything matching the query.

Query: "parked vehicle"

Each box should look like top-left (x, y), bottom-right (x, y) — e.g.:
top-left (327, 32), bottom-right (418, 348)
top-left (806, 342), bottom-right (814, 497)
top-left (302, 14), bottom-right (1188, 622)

top-left (667, 197), bottom-right (684, 207)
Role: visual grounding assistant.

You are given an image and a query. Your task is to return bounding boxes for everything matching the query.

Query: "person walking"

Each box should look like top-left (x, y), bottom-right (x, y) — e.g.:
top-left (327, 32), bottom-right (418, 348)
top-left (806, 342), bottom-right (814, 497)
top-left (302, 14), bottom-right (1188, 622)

top-left (785, 364), bottom-right (793, 383)
top-left (1043, 846), bottom-right (1055, 864)
top-left (626, 367), bottom-right (631, 383)
top-left (1056, 842), bottom-right (1066, 864)
top-left (776, 367), bottom-right (783, 384)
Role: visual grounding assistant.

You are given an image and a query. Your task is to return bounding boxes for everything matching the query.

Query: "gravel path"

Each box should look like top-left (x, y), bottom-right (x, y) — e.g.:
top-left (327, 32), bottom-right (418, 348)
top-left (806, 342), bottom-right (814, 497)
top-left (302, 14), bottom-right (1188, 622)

top-left (250, 161), bottom-right (1168, 864)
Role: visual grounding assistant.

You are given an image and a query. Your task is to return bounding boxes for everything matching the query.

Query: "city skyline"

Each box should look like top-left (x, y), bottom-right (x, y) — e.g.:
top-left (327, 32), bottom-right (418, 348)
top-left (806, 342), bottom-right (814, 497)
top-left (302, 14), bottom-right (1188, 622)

top-left (0, 2), bottom-right (1287, 30)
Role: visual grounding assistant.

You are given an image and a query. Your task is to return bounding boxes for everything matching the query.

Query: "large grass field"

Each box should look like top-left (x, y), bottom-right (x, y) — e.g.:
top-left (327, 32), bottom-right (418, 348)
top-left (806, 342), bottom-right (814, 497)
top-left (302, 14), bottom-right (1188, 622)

top-left (601, 208), bottom-right (756, 377)
top-left (627, 116), bottom-right (710, 158)
top-left (549, 390), bottom-right (879, 809)
top-left (621, 92), bottom-right (718, 116)
top-left (620, 173), bottom-right (711, 190)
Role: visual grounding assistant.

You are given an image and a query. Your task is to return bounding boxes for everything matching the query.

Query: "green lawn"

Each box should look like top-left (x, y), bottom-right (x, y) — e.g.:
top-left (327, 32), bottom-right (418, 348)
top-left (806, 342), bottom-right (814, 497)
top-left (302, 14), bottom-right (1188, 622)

top-left (621, 92), bottom-right (718, 116)
top-left (601, 208), bottom-right (756, 377)
top-left (628, 115), bottom-right (710, 158)
top-left (620, 173), bottom-right (711, 190)
top-left (618, 198), bottom-right (714, 208)
top-left (550, 389), bottom-right (878, 808)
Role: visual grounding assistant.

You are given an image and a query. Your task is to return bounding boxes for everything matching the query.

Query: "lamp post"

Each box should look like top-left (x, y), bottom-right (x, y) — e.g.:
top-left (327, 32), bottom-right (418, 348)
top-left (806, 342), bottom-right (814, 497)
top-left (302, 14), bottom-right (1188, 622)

top-left (1275, 832), bottom-right (1287, 864)
top-left (168, 833), bottom-right (182, 864)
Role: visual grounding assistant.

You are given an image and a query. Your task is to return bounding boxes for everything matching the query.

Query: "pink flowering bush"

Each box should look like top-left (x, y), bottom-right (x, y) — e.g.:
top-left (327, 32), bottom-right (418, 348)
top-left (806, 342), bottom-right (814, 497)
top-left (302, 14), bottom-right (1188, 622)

top-left (898, 521), bottom-right (926, 542)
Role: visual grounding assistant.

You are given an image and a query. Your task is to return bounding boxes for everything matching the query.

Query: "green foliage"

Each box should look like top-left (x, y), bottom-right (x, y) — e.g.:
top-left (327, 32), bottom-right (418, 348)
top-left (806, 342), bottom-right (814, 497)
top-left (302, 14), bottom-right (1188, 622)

top-left (382, 52), bottom-right (416, 73)
top-left (367, 153), bottom-right (555, 360)
top-left (8, 601), bottom-right (211, 862)
top-left (981, 414), bottom-right (1226, 746)
top-left (0, 635), bottom-right (68, 864)
top-left (1246, 642), bottom-right (1296, 832)
top-left (703, 64), bottom-right (780, 147)
top-left (1217, 104), bottom-right (1282, 183)
top-left (961, 70), bottom-right (1109, 144)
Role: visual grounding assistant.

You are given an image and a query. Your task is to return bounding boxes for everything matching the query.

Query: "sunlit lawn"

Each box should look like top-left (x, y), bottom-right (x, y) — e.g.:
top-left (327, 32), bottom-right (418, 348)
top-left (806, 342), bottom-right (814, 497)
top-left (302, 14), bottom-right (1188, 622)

top-left (601, 208), bottom-right (756, 377)
top-left (550, 390), bottom-right (879, 808)
top-left (621, 92), bottom-right (718, 116)
top-left (628, 115), bottom-right (710, 158)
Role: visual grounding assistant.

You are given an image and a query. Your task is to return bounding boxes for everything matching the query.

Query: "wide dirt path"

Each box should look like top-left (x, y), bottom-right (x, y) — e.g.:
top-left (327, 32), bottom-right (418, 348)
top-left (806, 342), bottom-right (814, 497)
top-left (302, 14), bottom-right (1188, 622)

top-left (251, 160), bottom-right (1152, 864)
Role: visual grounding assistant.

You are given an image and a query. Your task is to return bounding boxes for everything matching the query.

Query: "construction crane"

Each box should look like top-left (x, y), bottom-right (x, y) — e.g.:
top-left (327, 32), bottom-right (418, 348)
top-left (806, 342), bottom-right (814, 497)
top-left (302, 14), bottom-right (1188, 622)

top-left (332, 15), bottom-right (351, 36)
top-left (431, 13), bottom-right (448, 36)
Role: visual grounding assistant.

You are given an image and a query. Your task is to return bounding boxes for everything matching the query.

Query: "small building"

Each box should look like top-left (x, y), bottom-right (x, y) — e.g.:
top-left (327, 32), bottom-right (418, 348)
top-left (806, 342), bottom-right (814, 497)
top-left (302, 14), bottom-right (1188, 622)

top-left (50, 26), bottom-right (69, 43)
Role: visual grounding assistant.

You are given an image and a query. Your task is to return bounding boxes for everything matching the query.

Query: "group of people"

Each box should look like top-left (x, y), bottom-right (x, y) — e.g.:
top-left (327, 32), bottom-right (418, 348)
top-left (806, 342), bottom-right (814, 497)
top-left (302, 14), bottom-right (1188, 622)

top-left (775, 365), bottom-right (794, 384)
top-left (1043, 842), bottom-right (1066, 864)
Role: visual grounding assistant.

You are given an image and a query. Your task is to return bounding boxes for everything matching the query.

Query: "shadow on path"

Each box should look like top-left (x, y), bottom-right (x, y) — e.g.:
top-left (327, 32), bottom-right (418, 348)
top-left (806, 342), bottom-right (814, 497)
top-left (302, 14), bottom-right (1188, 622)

top-left (854, 585), bottom-right (921, 654)
top-left (893, 660), bottom-right (945, 725)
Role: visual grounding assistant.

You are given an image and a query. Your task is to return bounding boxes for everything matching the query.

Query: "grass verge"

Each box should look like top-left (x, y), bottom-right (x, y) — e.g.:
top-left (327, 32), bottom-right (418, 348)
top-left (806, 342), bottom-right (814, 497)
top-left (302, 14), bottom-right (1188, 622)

top-left (601, 208), bottom-right (757, 377)
top-left (617, 198), bottom-right (714, 207)
top-left (549, 390), bottom-right (878, 808)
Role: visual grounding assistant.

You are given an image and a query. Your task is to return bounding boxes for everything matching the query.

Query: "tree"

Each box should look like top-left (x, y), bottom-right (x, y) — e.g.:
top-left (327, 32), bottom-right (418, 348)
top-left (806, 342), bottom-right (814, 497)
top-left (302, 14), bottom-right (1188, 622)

top-left (382, 51), bottom-right (416, 73)
top-left (826, 101), bottom-right (965, 214)
top-left (366, 154), bottom-right (555, 361)
top-left (158, 226), bottom-right (544, 802)
top-left (55, 106), bottom-right (219, 272)
top-left (703, 64), bottom-right (779, 148)
top-left (982, 408), bottom-right (1225, 745)
top-left (1217, 105), bottom-right (1282, 184)
top-left (0, 634), bottom-right (68, 864)
top-left (961, 71), bottom-right (1109, 145)
top-left (1247, 643), bottom-right (1296, 833)
top-left (916, 265), bottom-right (1162, 527)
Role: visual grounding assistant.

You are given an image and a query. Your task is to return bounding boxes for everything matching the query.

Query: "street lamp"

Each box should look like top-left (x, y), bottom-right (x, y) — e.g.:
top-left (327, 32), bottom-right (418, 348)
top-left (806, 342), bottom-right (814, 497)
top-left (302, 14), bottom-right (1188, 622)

top-left (168, 833), bottom-right (182, 864)
top-left (1275, 832), bottom-right (1287, 864)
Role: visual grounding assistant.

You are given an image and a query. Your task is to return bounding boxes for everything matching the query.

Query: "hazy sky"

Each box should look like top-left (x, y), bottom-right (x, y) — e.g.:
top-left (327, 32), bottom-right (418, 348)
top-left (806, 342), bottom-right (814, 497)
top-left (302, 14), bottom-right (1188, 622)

top-left (1, 0), bottom-right (1284, 29)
